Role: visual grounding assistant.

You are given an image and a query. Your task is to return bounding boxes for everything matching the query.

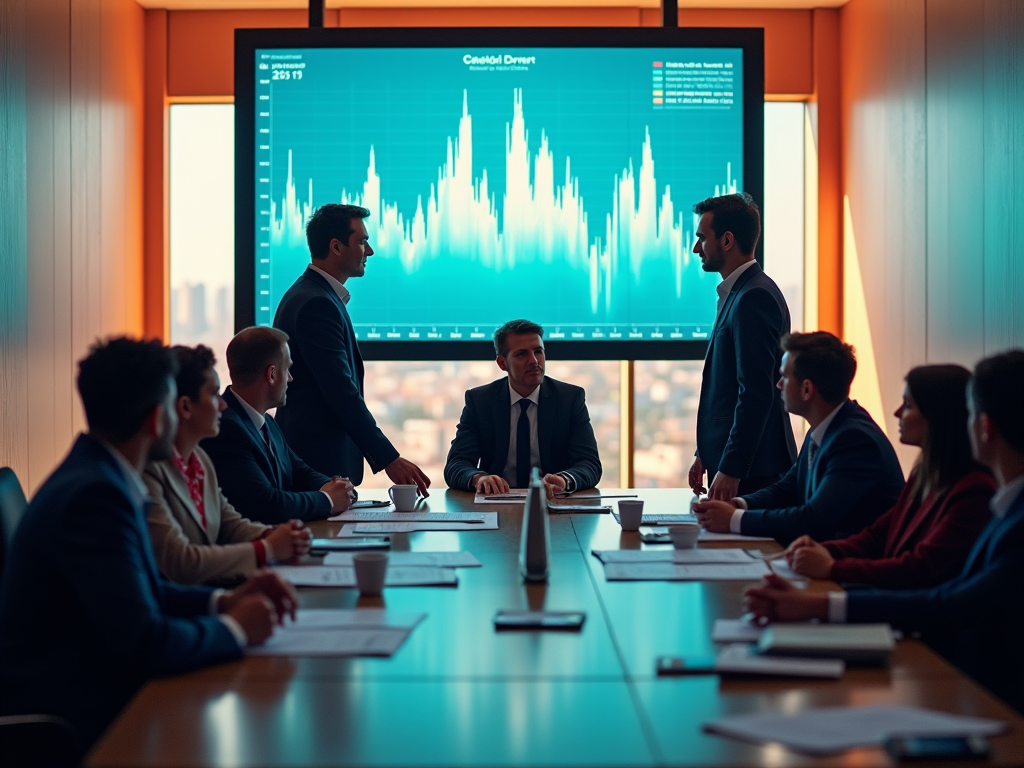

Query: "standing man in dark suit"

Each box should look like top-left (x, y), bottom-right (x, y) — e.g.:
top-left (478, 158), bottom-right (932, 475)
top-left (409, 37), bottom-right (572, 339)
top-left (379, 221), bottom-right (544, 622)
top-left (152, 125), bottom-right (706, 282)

top-left (202, 326), bottom-right (355, 524)
top-left (444, 319), bottom-right (602, 497)
top-left (694, 332), bottom-right (904, 544)
top-left (745, 350), bottom-right (1024, 712)
top-left (689, 193), bottom-right (797, 501)
top-left (274, 204), bottom-right (430, 494)
top-left (0, 338), bottom-right (297, 756)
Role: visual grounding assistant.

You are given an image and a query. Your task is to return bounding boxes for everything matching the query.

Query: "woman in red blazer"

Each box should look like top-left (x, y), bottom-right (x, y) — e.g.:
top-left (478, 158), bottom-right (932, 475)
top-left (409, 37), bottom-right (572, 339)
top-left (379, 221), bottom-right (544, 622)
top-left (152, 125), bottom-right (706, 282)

top-left (785, 364), bottom-right (995, 589)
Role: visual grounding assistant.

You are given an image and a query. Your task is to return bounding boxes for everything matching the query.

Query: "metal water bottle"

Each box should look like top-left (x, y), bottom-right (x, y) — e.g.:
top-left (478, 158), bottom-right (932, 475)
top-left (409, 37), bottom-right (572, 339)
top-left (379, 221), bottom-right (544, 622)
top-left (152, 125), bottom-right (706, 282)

top-left (520, 467), bottom-right (551, 582)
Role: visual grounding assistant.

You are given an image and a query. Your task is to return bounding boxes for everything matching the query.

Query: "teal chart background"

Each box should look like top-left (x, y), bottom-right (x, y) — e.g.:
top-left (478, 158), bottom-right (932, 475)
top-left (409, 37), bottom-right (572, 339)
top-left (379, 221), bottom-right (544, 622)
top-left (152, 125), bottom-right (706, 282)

top-left (255, 46), bottom-right (744, 342)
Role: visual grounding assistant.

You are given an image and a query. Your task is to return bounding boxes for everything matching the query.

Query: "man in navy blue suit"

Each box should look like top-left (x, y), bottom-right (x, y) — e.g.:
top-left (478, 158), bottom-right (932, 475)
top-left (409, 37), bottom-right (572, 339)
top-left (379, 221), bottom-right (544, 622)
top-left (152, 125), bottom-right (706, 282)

top-left (202, 326), bottom-right (355, 524)
top-left (694, 331), bottom-right (905, 544)
top-left (273, 204), bottom-right (430, 494)
top-left (688, 193), bottom-right (798, 501)
top-left (744, 349), bottom-right (1024, 712)
top-left (0, 338), bottom-right (298, 755)
top-left (444, 319), bottom-right (602, 496)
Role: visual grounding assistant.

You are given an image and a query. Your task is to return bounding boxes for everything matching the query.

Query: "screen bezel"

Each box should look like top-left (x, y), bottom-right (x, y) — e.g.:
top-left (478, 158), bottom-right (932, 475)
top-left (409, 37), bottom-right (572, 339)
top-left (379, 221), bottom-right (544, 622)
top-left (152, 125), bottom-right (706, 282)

top-left (235, 26), bottom-right (765, 361)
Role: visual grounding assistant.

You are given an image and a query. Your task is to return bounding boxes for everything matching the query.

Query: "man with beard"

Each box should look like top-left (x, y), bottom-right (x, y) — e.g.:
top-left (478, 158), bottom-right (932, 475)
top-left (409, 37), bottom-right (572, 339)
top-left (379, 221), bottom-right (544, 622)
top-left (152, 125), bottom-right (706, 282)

top-left (688, 193), bottom-right (797, 501)
top-left (0, 338), bottom-right (297, 759)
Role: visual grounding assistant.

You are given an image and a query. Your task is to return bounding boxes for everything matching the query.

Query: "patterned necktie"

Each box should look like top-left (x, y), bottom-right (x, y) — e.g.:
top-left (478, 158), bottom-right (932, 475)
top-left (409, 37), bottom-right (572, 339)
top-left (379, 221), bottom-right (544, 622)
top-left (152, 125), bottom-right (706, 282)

top-left (516, 399), bottom-right (532, 488)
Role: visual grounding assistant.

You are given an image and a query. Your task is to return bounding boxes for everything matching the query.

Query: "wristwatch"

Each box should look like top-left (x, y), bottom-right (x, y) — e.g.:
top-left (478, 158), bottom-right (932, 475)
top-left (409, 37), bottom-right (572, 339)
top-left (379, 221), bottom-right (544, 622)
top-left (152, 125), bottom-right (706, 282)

top-left (555, 472), bottom-right (577, 493)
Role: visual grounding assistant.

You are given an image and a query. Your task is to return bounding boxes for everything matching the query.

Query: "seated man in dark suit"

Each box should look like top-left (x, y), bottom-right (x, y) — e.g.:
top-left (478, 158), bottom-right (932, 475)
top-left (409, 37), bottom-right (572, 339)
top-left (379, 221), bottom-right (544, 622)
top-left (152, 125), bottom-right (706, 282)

top-left (0, 338), bottom-right (297, 757)
top-left (444, 319), bottom-right (602, 497)
top-left (202, 326), bottom-right (354, 524)
top-left (694, 331), bottom-right (904, 544)
top-left (744, 350), bottom-right (1024, 712)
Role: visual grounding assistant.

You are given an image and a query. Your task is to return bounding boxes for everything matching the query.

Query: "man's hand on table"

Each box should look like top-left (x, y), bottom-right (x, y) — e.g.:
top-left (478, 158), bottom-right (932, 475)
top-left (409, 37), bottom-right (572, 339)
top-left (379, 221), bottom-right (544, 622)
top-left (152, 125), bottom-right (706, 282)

top-left (542, 473), bottom-right (567, 499)
top-left (471, 474), bottom-right (510, 495)
top-left (692, 498), bottom-right (737, 533)
top-left (743, 573), bottom-right (829, 623)
top-left (386, 456), bottom-right (431, 497)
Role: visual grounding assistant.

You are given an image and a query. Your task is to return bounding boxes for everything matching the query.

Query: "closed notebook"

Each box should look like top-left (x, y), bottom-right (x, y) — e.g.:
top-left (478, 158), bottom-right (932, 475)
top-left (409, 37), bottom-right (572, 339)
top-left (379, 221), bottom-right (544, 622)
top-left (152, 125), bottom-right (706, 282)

top-left (757, 624), bottom-right (895, 662)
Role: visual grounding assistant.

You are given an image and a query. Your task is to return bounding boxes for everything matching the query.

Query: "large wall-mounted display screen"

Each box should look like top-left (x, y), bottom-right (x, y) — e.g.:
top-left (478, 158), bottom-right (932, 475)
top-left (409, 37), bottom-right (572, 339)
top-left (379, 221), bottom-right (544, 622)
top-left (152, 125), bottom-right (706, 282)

top-left (235, 28), bottom-right (764, 359)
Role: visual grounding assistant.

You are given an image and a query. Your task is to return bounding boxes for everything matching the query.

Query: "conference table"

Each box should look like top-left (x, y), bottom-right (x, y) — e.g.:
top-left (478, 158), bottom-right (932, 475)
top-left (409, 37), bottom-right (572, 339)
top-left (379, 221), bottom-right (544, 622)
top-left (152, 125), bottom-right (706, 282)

top-left (88, 489), bottom-right (1024, 767)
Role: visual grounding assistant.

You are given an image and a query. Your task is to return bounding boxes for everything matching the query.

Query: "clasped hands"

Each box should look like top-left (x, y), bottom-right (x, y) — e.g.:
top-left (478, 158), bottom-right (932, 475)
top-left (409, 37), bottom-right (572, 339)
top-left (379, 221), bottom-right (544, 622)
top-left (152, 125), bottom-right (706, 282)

top-left (217, 570), bottom-right (300, 646)
top-left (472, 472), bottom-right (568, 500)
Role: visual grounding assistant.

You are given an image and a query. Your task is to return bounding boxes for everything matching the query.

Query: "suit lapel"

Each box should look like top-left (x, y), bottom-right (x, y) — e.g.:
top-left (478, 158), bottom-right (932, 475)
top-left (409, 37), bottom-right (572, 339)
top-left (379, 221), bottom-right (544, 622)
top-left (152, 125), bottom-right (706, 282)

top-left (537, 380), bottom-right (553, 474)
top-left (225, 390), bottom-right (281, 488)
top-left (491, 381), bottom-right (512, 474)
top-left (303, 269), bottom-right (365, 393)
top-left (706, 262), bottom-right (761, 361)
top-left (163, 463), bottom-right (212, 544)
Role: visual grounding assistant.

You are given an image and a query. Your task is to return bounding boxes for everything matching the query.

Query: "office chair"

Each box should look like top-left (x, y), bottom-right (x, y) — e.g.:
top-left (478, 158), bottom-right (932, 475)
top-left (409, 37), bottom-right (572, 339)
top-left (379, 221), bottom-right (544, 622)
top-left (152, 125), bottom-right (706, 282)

top-left (0, 467), bottom-right (82, 767)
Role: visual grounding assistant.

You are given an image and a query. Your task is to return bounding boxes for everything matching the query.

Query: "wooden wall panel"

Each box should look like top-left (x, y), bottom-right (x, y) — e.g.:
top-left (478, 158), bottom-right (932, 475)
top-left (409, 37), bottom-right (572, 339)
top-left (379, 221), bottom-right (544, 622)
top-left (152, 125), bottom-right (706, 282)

top-left (0, 0), bottom-right (145, 493)
top-left (982, 1), bottom-right (1024, 354)
top-left (925, 0), bottom-right (985, 366)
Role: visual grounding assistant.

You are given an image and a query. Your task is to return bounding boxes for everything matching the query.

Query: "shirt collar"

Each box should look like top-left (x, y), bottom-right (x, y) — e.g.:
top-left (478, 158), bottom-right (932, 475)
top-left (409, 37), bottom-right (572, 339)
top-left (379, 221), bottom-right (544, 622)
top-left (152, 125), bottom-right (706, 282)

top-left (170, 447), bottom-right (204, 482)
top-left (990, 473), bottom-right (1024, 518)
top-left (508, 379), bottom-right (541, 408)
top-left (809, 401), bottom-right (846, 447)
top-left (309, 263), bottom-right (350, 305)
top-left (95, 437), bottom-right (150, 509)
top-left (715, 259), bottom-right (758, 302)
top-left (228, 386), bottom-right (266, 431)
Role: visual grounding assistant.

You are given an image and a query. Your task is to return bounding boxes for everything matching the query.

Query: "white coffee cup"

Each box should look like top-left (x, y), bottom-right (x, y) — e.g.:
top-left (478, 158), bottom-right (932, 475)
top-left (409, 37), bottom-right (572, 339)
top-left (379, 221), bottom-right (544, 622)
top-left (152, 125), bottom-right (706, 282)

top-left (618, 499), bottom-right (645, 532)
top-left (352, 552), bottom-right (389, 596)
top-left (669, 523), bottom-right (701, 549)
top-left (388, 484), bottom-right (419, 512)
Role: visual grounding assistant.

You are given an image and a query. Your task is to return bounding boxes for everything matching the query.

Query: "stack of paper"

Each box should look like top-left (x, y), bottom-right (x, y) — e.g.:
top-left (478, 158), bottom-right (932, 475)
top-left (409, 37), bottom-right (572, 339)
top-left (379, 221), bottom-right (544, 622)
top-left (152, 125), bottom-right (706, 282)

top-left (334, 511), bottom-right (499, 536)
top-left (758, 624), bottom-right (895, 662)
top-left (613, 512), bottom-right (698, 525)
top-left (248, 608), bottom-right (426, 657)
top-left (474, 490), bottom-right (527, 504)
top-left (273, 565), bottom-right (458, 587)
top-left (713, 643), bottom-right (844, 679)
top-left (548, 504), bottom-right (612, 513)
top-left (322, 551), bottom-right (481, 568)
top-left (703, 706), bottom-right (1007, 755)
top-left (591, 550), bottom-right (770, 581)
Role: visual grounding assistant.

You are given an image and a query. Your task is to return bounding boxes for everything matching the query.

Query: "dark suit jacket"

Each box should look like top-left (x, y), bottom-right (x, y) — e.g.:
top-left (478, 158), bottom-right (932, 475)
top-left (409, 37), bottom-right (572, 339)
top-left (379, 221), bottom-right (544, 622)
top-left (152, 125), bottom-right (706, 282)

top-left (201, 388), bottom-right (333, 524)
top-left (738, 400), bottom-right (905, 545)
top-left (0, 434), bottom-right (240, 752)
top-left (443, 376), bottom-right (602, 492)
top-left (273, 268), bottom-right (399, 483)
top-left (847, 484), bottom-right (1024, 712)
top-left (696, 262), bottom-right (797, 480)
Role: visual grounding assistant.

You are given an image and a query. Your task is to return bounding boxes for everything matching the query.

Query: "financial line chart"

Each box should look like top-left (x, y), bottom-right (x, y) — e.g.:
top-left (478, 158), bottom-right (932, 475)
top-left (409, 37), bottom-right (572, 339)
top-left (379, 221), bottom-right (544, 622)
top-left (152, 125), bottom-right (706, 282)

top-left (256, 47), bottom-right (744, 340)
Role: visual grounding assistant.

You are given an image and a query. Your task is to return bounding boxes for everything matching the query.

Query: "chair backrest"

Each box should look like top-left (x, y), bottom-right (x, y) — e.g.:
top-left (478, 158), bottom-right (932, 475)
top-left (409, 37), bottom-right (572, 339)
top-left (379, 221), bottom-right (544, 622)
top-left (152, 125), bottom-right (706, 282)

top-left (0, 467), bottom-right (29, 574)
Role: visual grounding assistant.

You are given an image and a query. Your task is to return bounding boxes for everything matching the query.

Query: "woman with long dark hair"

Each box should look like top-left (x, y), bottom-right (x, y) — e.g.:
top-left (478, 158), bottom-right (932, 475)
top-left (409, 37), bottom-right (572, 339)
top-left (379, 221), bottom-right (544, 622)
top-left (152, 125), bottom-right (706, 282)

top-left (785, 364), bottom-right (995, 589)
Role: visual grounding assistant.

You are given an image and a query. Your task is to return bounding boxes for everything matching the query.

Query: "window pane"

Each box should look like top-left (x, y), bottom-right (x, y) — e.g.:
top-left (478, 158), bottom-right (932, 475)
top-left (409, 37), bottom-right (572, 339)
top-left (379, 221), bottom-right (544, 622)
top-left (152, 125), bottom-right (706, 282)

top-left (359, 359), bottom-right (620, 489)
top-left (169, 104), bottom-right (235, 384)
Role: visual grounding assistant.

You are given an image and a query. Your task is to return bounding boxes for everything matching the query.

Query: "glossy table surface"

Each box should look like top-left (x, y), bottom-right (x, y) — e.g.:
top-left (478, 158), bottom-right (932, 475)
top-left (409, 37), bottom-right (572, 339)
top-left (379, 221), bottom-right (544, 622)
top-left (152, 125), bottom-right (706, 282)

top-left (87, 489), bottom-right (1024, 767)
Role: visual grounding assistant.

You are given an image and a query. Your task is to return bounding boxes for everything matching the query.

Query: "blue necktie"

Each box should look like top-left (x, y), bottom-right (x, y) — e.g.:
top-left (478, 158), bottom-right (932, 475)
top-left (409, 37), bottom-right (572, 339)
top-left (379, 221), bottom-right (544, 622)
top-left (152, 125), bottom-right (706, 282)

top-left (516, 399), bottom-right (532, 488)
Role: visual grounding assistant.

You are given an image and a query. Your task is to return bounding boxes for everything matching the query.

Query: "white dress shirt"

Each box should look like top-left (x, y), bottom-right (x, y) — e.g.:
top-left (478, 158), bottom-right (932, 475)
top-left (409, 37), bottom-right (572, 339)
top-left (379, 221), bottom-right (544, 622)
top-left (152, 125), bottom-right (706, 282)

top-left (228, 386), bottom-right (333, 513)
top-left (97, 438), bottom-right (247, 647)
top-left (715, 259), bottom-right (758, 319)
top-left (309, 263), bottom-right (351, 305)
top-left (502, 381), bottom-right (541, 487)
top-left (729, 401), bottom-right (846, 533)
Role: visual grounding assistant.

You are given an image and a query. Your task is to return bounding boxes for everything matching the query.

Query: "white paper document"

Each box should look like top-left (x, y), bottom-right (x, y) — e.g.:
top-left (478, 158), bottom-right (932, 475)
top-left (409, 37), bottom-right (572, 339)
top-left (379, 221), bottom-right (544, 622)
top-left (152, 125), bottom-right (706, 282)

top-left (335, 512), bottom-right (499, 536)
top-left (474, 490), bottom-right (528, 504)
top-left (602, 561), bottom-right (770, 581)
top-left (247, 609), bottom-right (426, 658)
top-left (548, 505), bottom-right (612, 513)
top-left (322, 551), bottom-right (481, 568)
top-left (593, 549), bottom-right (756, 564)
top-left (703, 705), bottom-right (1007, 755)
top-left (273, 565), bottom-right (458, 587)
top-left (712, 618), bottom-right (821, 643)
top-left (613, 513), bottom-right (698, 525)
top-left (714, 643), bottom-right (844, 679)
top-left (330, 511), bottom-right (486, 523)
